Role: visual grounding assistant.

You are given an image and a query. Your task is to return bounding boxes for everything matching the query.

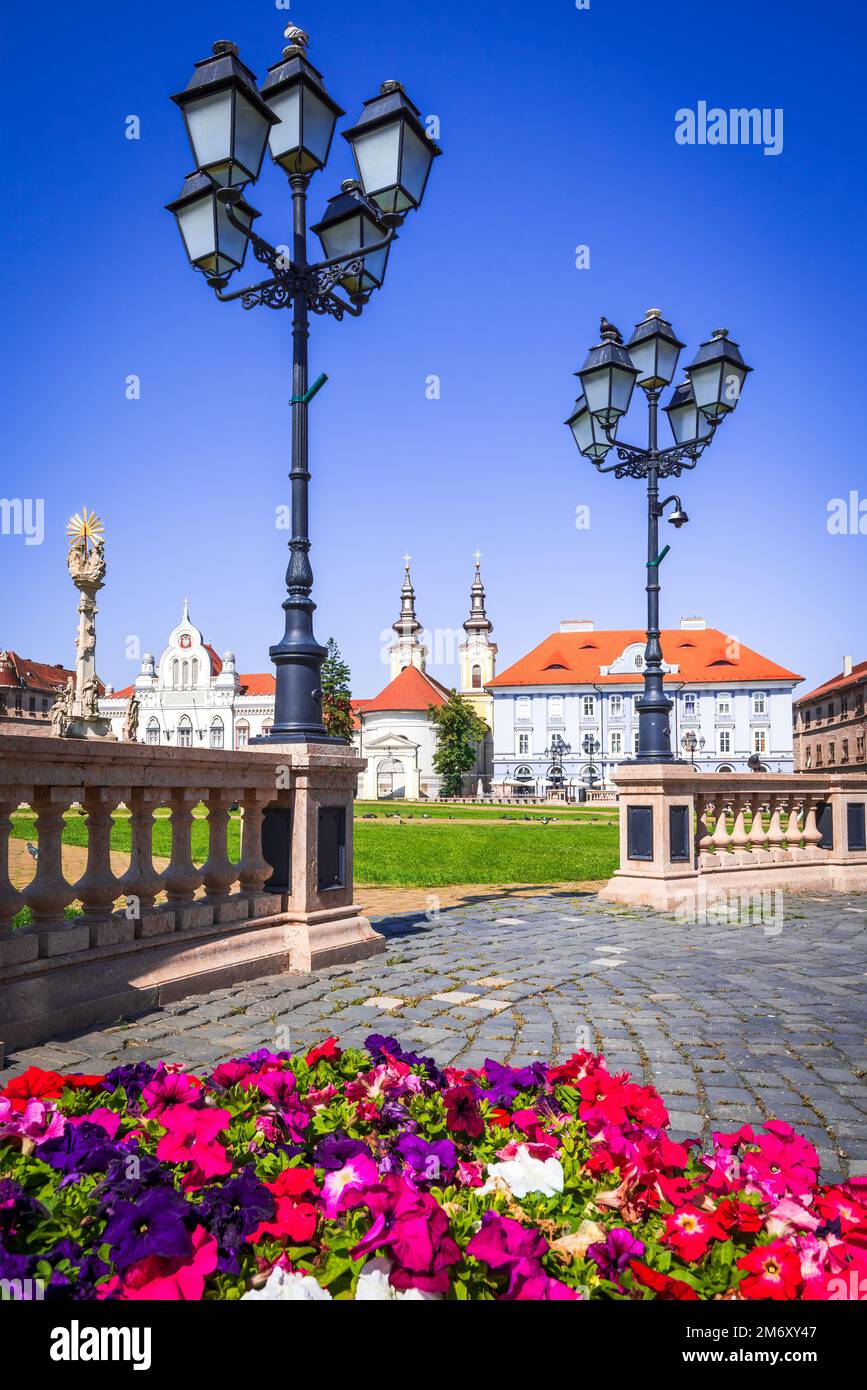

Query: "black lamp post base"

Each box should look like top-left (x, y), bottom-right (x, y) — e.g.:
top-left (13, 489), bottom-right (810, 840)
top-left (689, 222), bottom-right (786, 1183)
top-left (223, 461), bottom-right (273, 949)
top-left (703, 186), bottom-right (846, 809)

top-left (250, 730), bottom-right (348, 746)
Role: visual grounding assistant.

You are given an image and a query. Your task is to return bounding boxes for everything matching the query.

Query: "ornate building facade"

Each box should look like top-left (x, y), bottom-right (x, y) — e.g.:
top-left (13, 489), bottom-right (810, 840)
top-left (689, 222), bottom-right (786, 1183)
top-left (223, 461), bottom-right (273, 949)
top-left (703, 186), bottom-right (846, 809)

top-left (99, 602), bottom-right (275, 748)
top-left (488, 618), bottom-right (801, 796)
top-left (0, 651), bottom-right (75, 734)
top-left (793, 655), bottom-right (867, 772)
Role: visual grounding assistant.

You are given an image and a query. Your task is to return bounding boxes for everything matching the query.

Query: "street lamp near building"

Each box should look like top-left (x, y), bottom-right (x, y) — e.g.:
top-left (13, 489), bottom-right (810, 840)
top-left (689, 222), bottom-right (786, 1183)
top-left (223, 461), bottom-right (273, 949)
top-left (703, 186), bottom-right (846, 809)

top-left (566, 310), bottom-right (751, 763)
top-left (544, 732), bottom-right (572, 792)
top-left (167, 24), bottom-right (441, 742)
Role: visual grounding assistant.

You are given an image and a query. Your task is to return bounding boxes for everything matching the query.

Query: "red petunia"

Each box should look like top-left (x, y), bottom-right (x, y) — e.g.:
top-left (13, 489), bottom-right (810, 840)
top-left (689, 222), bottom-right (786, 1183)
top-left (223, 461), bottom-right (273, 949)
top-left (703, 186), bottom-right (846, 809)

top-left (305, 1038), bottom-right (341, 1068)
top-left (737, 1240), bottom-right (802, 1300)
top-left (1, 1067), bottom-right (66, 1112)
top-left (248, 1167), bottom-right (320, 1246)
top-left (444, 1085), bottom-right (484, 1140)
top-left (629, 1260), bottom-right (699, 1300)
top-left (664, 1204), bottom-right (728, 1262)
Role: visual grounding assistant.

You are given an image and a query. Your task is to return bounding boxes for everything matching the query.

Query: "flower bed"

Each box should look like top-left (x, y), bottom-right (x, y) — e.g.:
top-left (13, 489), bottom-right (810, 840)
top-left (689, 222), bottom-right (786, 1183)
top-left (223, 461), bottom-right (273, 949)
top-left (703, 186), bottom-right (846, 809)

top-left (0, 1036), bottom-right (863, 1300)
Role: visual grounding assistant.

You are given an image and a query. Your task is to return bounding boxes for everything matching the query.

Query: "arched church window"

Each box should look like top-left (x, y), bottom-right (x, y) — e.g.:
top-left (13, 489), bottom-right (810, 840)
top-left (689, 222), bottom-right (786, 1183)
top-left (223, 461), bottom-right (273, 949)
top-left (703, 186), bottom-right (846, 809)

top-left (182, 660), bottom-right (190, 688)
top-left (146, 718), bottom-right (160, 745)
top-left (172, 658), bottom-right (179, 688)
top-left (472, 664), bottom-right (482, 689)
top-left (210, 718), bottom-right (224, 749)
top-left (177, 716), bottom-right (193, 748)
top-left (191, 658), bottom-right (199, 687)
top-left (235, 722), bottom-right (249, 750)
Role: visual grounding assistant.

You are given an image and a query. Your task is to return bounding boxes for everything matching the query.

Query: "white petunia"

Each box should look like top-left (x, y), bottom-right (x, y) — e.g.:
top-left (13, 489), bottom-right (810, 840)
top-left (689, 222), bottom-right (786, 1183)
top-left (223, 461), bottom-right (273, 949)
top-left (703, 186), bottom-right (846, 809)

top-left (242, 1267), bottom-right (332, 1301)
top-left (480, 1145), bottom-right (565, 1199)
top-left (355, 1257), bottom-right (442, 1301)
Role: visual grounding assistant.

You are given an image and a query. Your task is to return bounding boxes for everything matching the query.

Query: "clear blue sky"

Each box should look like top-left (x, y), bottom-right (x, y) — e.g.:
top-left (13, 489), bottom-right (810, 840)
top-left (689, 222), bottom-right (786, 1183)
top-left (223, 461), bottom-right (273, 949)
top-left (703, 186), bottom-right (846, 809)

top-left (2, 0), bottom-right (864, 699)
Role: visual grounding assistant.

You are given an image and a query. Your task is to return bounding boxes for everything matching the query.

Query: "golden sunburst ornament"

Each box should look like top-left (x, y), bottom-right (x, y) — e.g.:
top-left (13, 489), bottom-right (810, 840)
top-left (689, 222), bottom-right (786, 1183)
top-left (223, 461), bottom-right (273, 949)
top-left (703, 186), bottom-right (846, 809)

top-left (66, 508), bottom-right (104, 553)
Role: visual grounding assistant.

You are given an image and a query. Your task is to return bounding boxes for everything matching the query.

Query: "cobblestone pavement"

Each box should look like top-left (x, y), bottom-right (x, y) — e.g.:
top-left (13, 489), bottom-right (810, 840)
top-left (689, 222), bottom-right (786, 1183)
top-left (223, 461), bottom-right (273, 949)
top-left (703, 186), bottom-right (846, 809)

top-left (3, 891), bottom-right (865, 1183)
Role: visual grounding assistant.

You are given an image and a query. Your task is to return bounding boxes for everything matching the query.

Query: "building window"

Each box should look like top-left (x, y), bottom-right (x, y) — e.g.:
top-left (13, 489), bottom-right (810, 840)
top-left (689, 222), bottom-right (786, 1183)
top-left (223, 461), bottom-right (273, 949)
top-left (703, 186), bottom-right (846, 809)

top-left (471, 664), bottom-right (482, 689)
top-left (753, 691), bottom-right (767, 717)
top-left (516, 696), bottom-right (531, 723)
top-left (842, 738), bottom-right (849, 763)
top-left (815, 744), bottom-right (823, 766)
top-left (548, 695), bottom-right (563, 723)
top-left (235, 722), bottom-right (249, 750)
top-left (683, 693), bottom-right (697, 718)
top-left (632, 729), bottom-right (640, 755)
top-left (145, 718), bottom-right (160, 745)
top-left (191, 657), bottom-right (199, 687)
top-left (828, 741), bottom-right (835, 765)
top-left (805, 746), bottom-right (812, 769)
top-left (634, 653), bottom-right (644, 670)
top-left (609, 694), bottom-right (623, 718)
top-left (753, 729), bottom-right (767, 755)
top-left (210, 718), bottom-right (224, 749)
top-left (804, 708), bottom-right (811, 726)
top-left (716, 692), bottom-right (731, 717)
top-left (582, 695), bottom-right (596, 719)
top-left (827, 701), bottom-right (834, 719)
top-left (609, 730), bottom-right (623, 756)
top-left (172, 658), bottom-right (179, 688)
top-left (262, 724), bottom-right (273, 738)
top-left (28, 696), bottom-right (36, 712)
top-left (516, 731), bottom-right (531, 757)
top-left (718, 729), bottom-right (732, 755)
top-left (177, 717), bottom-right (193, 748)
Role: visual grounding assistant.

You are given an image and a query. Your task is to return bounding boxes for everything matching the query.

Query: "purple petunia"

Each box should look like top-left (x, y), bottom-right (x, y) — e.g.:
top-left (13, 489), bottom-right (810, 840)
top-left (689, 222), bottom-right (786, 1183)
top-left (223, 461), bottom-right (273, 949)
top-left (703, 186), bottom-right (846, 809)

top-left (101, 1186), bottom-right (193, 1272)
top-left (102, 1061), bottom-right (159, 1101)
top-left (587, 1227), bottom-right (645, 1284)
top-left (396, 1133), bottom-right (457, 1186)
top-left (313, 1133), bottom-right (372, 1172)
top-left (36, 1121), bottom-right (124, 1184)
top-left (482, 1059), bottom-right (547, 1107)
top-left (197, 1168), bottom-right (275, 1273)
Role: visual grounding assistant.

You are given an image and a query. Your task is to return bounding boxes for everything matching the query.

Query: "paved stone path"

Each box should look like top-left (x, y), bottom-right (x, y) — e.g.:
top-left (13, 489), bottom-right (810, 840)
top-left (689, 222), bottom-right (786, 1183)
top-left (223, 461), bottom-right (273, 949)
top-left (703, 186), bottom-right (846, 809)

top-left (2, 891), bottom-right (865, 1183)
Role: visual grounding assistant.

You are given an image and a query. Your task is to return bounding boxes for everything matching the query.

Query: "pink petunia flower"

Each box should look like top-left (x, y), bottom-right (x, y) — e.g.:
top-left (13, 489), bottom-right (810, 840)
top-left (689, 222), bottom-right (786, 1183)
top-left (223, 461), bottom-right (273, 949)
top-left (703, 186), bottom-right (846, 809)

top-left (155, 1104), bottom-right (232, 1189)
top-left (321, 1155), bottom-right (380, 1219)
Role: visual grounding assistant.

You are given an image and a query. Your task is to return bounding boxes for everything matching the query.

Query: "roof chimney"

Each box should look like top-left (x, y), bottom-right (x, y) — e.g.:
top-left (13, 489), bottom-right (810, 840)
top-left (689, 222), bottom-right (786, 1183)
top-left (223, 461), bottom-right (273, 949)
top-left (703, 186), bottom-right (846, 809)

top-left (561, 619), bottom-right (594, 633)
top-left (843, 654), bottom-right (853, 677)
top-left (680, 617), bottom-right (707, 630)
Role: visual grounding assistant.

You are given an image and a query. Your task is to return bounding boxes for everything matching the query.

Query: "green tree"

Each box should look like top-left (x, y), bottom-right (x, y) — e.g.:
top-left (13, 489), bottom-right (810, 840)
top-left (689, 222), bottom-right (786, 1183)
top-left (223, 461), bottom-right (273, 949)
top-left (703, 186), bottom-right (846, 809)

top-left (322, 637), bottom-right (355, 742)
top-left (428, 691), bottom-right (489, 798)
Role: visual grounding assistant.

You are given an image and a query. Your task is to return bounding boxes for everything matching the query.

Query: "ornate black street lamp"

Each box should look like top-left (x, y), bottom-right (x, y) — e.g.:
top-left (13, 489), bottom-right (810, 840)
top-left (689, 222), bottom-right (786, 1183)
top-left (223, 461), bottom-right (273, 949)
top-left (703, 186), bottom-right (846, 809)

top-left (167, 25), bottom-right (441, 742)
top-left (544, 732), bottom-right (572, 789)
top-left (566, 310), bottom-right (750, 763)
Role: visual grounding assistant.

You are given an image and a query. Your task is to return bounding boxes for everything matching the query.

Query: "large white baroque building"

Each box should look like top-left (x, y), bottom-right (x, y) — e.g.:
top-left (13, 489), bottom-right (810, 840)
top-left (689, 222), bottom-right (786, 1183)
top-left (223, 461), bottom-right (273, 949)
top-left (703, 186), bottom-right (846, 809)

top-left (488, 617), bottom-right (802, 796)
top-left (100, 602), bottom-right (275, 748)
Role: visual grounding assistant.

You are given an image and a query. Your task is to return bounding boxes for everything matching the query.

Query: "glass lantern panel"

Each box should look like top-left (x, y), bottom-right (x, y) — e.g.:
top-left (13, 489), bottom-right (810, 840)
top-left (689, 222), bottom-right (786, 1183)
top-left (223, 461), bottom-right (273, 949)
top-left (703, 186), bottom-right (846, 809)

top-left (319, 212), bottom-right (365, 261)
top-left (581, 366), bottom-right (613, 419)
top-left (400, 123), bottom-right (435, 206)
top-left (177, 197), bottom-right (217, 267)
top-left (267, 86), bottom-right (302, 162)
top-left (217, 201), bottom-right (250, 269)
top-left (352, 124), bottom-right (402, 202)
top-left (655, 338), bottom-right (681, 385)
top-left (689, 361), bottom-right (723, 411)
top-left (233, 91), bottom-right (270, 180)
top-left (301, 88), bottom-right (337, 166)
top-left (609, 365), bottom-right (636, 416)
top-left (627, 339), bottom-right (657, 385)
top-left (184, 91), bottom-right (234, 182)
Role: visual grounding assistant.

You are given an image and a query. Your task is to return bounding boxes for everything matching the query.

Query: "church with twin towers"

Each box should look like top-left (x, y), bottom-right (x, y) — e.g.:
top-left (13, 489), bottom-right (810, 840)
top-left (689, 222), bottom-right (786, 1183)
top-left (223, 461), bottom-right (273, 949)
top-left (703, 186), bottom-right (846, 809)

top-left (352, 555), bottom-right (498, 800)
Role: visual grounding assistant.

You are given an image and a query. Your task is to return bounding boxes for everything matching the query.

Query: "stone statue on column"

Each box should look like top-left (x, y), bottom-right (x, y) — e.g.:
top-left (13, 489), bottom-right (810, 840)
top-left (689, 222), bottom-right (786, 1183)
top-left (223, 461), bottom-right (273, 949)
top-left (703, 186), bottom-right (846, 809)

top-left (124, 692), bottom-right (140, 743)
top-left (56, 508), bottom-right (115, 740)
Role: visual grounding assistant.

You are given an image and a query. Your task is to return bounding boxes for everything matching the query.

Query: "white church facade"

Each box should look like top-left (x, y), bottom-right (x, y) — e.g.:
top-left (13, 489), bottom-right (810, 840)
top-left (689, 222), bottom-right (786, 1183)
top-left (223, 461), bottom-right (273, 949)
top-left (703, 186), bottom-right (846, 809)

top-left (99, 602), bottom-right (276, 749)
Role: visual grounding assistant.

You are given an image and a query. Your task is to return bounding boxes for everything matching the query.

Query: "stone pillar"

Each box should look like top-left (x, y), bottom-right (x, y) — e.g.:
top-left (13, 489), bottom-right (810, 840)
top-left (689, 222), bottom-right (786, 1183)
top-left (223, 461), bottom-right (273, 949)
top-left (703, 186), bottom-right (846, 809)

top-left (597, 763), bottom-right (699, 911)
top-left (119, 788), bottom-right (167, 937)
top-left (267, 743), bottom-right (383, 970)
top-left (201, 789), bottom-right (247, 923)
top-left (21, 789), bottom-right (89, 955)
top-left (164, 788), bottom-right (210, 930)
top-left (76, 787), bottom-right (123, 943)
top-left (238, 789), bottom-right (279, 919)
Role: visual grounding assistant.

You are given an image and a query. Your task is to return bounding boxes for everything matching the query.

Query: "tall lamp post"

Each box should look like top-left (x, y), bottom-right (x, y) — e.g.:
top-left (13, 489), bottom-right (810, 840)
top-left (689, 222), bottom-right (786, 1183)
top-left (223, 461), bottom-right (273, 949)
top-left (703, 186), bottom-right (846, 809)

top-left (167, 24), bottom-right (441, 743)
top-left (566, 310), bottom-right (750, 763)
top-left (544, 732), bottom-right (572, 794)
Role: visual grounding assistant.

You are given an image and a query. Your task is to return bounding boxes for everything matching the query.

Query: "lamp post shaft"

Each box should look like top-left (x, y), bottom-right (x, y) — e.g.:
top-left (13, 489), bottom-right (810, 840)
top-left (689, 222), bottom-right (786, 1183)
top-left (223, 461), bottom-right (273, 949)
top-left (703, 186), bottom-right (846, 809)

top-left (636, 389), bottom-right (674, 761)
top-left (263, 172), bottom-right (332, 743)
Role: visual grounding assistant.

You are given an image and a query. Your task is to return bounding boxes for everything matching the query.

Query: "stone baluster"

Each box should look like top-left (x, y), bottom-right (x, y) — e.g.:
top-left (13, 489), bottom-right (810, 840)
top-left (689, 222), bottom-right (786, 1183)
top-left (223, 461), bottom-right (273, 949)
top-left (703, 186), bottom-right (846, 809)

top-left (202, 790), bottom-right (247, 923)
top-left (785, 799), bottom-right (805, 853)
top-left (767, 797), bottom-right (788, 861)
top-left (730, 793), bottom-right (752, 862)
top-left (238, 791), bottom-right (276, 912)
top-left (802, 796), bottom-right (825, 858)
top-left (748, 795), bottom-right (770, 859)
top-left (75, 788), bottom-right (121, 924)
top-left (163, 789), bottom-right (206, 927)
top-left (696, 795), bottom-right (716, 863)
top-left (22, 789), bottom-right (74, 930)
top-left (0, 794), bottom-right (27, 932)
top-left (711, 796), bottom-right (733, 855)
top-left (119, 788), bottom-right (164, 926)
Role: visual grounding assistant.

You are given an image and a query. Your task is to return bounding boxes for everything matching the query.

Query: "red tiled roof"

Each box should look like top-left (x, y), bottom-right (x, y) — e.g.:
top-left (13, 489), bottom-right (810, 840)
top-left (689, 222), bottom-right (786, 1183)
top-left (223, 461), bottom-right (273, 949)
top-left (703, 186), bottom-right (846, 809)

top-left (0, 651), bottom-right (76, 692)
top-left (238, 673), bottom-right (276, 695)
top-left (796, 659), bottom-right (867, 705)
top-left (489, 629), bottom-right (803, 688)
top-left (359, 665), bottom-right (451, 714)
top-left (203, 644), bottom-right (223, 676)
top-left (106, 684), bottom-right (135, 701)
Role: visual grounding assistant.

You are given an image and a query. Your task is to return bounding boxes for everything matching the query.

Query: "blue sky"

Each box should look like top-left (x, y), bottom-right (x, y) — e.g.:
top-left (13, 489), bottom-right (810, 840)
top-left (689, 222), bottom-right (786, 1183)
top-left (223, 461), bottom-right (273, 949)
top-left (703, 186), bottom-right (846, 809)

top-left (1, 0), bottom-right (865, 699)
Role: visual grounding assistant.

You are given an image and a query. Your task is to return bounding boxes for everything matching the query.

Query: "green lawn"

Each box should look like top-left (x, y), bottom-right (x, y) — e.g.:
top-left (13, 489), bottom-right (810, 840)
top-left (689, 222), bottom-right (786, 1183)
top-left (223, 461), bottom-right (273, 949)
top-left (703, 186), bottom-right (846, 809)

top-left (354, 800), bottom-right (617, 823)
top-left (10, 807), bottom-right (619, 888)
top-left (354, 821), bottom-right (618, 886)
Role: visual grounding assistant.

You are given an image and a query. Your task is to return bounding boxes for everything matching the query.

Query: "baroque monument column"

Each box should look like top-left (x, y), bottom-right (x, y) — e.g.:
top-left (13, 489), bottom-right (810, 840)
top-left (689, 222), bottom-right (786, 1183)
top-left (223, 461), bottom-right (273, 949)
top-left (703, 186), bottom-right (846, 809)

top-left (57, 508), bottom-right (115, 741)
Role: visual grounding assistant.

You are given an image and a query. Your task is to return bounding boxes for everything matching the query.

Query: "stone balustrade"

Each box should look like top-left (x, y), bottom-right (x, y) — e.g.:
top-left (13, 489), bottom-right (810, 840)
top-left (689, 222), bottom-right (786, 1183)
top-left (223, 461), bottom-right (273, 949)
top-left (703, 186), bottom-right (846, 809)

top-left (600, 764), bottom-right (867, 910)
top-left (0, 733), bottom-right (381, 1053)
